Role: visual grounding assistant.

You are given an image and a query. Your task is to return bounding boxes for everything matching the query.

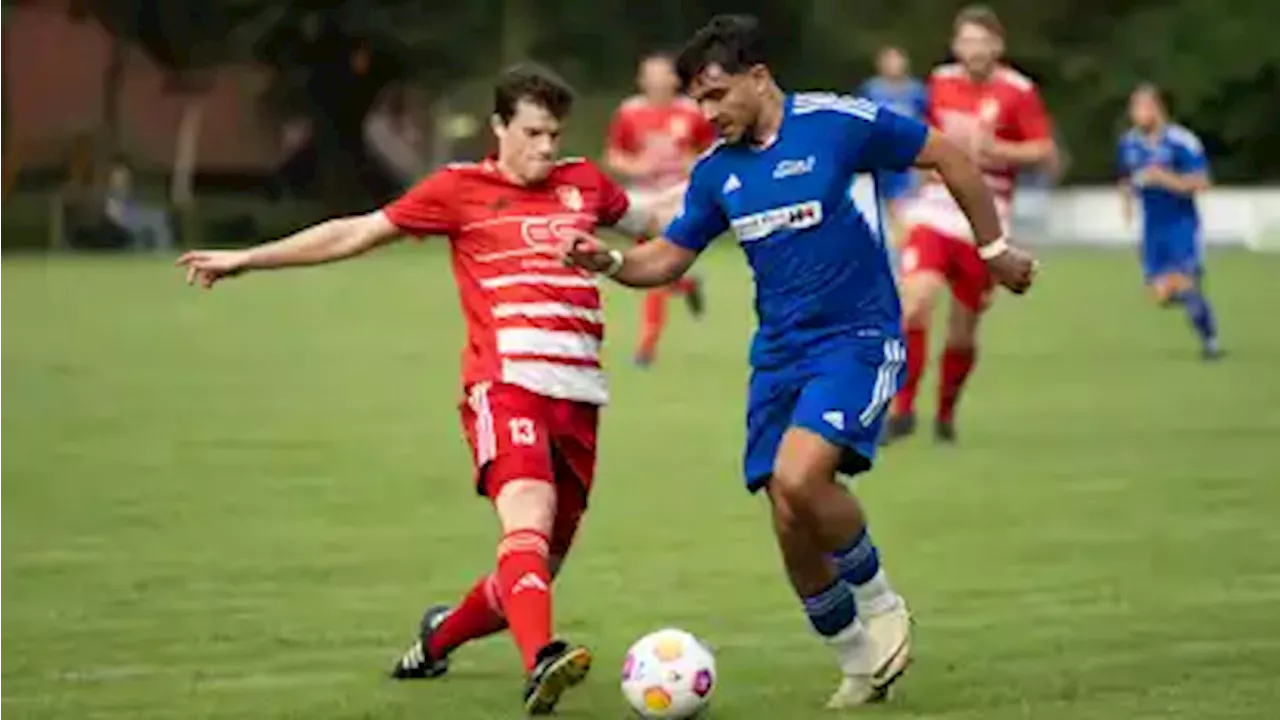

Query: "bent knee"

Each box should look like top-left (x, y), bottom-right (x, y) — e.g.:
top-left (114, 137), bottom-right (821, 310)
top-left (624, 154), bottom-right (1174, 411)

top-left (493, 479), bottom-right (557, 534)
top-left (900, 273), bottom-right (945, 326)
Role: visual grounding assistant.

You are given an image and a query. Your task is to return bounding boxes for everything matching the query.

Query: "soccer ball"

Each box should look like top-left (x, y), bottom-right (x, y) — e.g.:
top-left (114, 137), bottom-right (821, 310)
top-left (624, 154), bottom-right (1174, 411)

top-left (620, 628), bottom-right (717, 719)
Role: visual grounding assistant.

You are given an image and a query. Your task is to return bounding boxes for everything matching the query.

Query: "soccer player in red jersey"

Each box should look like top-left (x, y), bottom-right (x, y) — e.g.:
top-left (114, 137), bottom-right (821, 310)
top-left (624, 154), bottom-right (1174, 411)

top-left (885, 5), bottom-right (1057, 444)
top-left (605, 51), bottom-right (717, 366)
top-left (177, 65), bottom-right (672, 715)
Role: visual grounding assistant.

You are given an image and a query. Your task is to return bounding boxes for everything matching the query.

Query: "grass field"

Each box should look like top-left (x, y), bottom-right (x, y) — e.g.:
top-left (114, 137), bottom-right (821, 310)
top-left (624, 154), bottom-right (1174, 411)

top-left (5, 245), bottom-right (1280, 720)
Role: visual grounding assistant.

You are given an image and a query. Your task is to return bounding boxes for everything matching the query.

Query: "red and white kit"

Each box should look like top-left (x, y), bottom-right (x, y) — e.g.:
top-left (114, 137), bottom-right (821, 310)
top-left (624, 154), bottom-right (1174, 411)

top-left (606, 95), bottom-right (716, 202)
top-left (382, 157), bottom-right (630, 511)
top-left (904, 63), bottom-right (1052, 310)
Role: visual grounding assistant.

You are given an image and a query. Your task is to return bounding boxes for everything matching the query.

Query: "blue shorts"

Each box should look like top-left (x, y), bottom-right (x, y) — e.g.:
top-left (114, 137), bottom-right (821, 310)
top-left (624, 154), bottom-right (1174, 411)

top-left (879, 171), bottom-right (915, 203)
top-left (1140, 227), bottom-right (1202, 281)
top-left (743, 338), bottom-right (906, 492)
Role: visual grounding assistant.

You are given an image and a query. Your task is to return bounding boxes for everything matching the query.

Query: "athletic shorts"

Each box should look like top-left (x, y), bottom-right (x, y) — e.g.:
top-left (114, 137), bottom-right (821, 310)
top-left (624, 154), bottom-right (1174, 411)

top-left (743, 337), bottom-right (907, 492)
top-left (901, 225), bottom-right (995, 312)
top-left (460, 382), bottom-right (598, 555)
top-left (1140, 226), bottom-right (1203, 283)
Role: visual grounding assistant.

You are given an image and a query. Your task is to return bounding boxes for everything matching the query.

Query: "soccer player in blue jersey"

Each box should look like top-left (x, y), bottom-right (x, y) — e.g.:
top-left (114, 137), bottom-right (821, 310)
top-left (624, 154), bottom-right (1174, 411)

top-left (1118, 83), bottom-right (1222, 359)
top-left (560, 15), bottom-right (1036, 708)
top-left (858, 45), bottom-right (928, 238)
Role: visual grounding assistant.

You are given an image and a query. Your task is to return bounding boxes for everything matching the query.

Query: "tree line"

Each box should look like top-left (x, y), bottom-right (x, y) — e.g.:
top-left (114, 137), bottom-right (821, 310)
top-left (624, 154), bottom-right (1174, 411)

top-left (32, 0), bottom-right (1280, 192)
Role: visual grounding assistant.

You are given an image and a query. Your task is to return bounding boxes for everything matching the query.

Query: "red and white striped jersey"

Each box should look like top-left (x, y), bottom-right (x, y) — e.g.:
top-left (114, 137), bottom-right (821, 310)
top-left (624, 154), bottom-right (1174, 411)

top-left (382, 157), bottom-right (629, 406)
top-left (907, 63), bottom-right (1052, 240)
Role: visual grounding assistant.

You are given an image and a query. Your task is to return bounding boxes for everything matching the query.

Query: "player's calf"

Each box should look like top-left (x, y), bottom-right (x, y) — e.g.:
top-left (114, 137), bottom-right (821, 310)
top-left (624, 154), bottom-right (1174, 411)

top-left (935, 304), bottom-right (981, 441)
top-left (887, 269), bottom-right (945, 435)
top-left (768, 429), bottom-right (911, 705)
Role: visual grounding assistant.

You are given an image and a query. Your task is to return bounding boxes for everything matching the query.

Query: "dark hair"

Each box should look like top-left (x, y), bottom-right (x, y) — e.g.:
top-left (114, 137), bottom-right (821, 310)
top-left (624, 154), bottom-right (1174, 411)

top-left (493, 63), bottom-right (575, 123)
top-left (675, 14), bottom-right (767, 89)
top-left (954, 5), bottom-right (1004, 38)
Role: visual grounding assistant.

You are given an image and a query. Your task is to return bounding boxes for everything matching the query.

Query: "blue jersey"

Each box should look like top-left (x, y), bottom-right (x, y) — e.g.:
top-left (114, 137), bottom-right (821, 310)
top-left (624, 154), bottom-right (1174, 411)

top-left (1118, 124), bottom-right (1208, 277)
top-left (665, 92), bottom-right (928, 370)
top-left (857, 77), bottom-right (927, 121)
top-left (1117, 124), bottom-right (1207, 233)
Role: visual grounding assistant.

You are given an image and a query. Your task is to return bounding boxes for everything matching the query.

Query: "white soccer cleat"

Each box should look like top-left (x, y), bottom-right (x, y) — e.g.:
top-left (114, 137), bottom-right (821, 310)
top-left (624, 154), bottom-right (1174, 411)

top-left (824, 598), bottom-right (912, 710)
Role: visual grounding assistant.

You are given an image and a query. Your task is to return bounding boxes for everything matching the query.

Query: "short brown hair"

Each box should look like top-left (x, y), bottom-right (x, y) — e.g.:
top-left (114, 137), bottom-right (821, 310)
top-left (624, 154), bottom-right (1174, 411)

top-left (493, 63), bottom-right (575, 123)
top-left (954, 5), bottom-right (1004, 38)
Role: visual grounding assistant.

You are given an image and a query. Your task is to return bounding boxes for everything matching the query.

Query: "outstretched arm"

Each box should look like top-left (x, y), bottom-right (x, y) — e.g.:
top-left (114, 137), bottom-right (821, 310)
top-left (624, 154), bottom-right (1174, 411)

top-left (177, 211), bottom-right (402, 288)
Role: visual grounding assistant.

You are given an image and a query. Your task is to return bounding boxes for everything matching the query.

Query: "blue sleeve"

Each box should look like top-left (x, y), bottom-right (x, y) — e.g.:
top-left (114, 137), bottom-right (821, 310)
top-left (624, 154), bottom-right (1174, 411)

top-left (1176, 133), bottom-right (1208, 175)
top-left (664, 160), bottom-right (729, 253)
top-left (853, 105), bottom-right (929, 172)
top-left (1116, 139), bottom-right (1131, 180)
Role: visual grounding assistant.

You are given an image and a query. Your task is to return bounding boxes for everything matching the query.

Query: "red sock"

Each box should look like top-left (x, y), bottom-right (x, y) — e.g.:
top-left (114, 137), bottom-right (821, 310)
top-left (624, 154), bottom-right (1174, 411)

top-left (938, 345), bottom-right (976, 423)
top-left (496, 529), bottom-right (553, 672)
top-left (427, 573), bottom-right (507, 658)
top-left (637, 289), bottom-right (668, 361)
top-left (893, 326), bottom-right (928, 416)
top-left (671, 276), bottom-right (697, 295)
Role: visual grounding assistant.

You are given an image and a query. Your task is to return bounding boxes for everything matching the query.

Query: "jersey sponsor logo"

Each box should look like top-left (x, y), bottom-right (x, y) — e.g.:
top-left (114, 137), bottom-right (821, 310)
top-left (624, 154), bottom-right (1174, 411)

top-left (772, 155), bottom-right (816, 179)
top-left (731, 200), bottom-right (823, 242)
top-left (556, 185), bottom-right (584, 211)
top-left (519, 215), bottom-right (588, 248)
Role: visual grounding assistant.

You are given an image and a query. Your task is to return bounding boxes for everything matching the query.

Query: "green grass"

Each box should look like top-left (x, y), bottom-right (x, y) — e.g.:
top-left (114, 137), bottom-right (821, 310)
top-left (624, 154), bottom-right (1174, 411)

top-left (5, 245), bottom-right (1280, 720)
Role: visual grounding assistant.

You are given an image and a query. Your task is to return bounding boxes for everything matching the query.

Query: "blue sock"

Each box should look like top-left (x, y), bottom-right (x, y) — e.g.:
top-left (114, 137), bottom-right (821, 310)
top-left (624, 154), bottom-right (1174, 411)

top-left (802, 580), bottom-right (858, 637)
top-left (1178, 288), bottom-right (1219, 349)
top-left (830, 527), bottom-right (880, 586)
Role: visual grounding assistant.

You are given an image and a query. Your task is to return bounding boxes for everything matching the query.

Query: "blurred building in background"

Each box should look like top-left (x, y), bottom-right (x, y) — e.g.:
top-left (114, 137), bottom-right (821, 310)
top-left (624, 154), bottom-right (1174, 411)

top-left (2, 0), bottom-right (1279, 250)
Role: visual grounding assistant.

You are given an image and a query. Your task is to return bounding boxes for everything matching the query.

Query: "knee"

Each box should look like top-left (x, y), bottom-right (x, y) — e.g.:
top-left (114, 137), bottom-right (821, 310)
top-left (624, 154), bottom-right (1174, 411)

top-left (767, 466), bottom-right (824, 529)
top-left (493, 480), bottom-right (557, 535)
top-left (900, 279), bottom-right (940, 329)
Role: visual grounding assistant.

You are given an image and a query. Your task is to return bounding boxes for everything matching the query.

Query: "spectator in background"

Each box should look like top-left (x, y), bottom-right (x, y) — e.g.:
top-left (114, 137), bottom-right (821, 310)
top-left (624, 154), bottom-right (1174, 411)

top-left (103, 160), bottom-right (175, 252)
top-left (363, 83), bottom-right (426, 196)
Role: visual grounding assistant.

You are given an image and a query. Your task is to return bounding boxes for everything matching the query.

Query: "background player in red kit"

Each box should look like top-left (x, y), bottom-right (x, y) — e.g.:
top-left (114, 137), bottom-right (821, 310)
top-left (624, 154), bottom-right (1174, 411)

top-left (885, 5), bottom-right (1056, 444)
top-left (176, 65), bottom-right (670, 715)
top-left (605, 51), bottom-right (717, 366)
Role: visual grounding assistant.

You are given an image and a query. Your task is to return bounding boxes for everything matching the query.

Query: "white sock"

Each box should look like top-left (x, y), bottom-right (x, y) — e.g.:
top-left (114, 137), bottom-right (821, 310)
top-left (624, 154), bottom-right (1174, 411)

top-left (853, 568), bottom-right (902, 616)
top-left (823, 617), bottom-right (873, 676)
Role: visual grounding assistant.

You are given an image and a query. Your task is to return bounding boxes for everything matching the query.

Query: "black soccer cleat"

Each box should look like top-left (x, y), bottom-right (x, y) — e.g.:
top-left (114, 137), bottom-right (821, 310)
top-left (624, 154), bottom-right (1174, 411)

top-left (523, 639), bottom-right (593, 715)
top-left (880, 412), bottom-right (916, 446)
top-left (684, 276), bottom-right (706, 319)
top-left (390, 604), bottom-right (451, 680)
top-left (934, 418), bottom-right (957, 444)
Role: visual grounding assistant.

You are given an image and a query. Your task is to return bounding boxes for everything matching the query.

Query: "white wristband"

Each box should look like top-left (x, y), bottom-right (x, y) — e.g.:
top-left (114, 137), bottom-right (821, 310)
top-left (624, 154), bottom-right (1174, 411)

top-left (977, 237), bottom-right (1010, 260)
top-left (602, 249), bottom-right (624, 277)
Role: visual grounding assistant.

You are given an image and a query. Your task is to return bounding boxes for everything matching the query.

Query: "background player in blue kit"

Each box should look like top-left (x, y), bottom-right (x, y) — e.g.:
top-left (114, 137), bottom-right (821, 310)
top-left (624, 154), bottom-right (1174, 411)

top-left (1118, 83), bottom-right (1222, 359)
top-left (858, 45), bottom-right (928, 244)
top-left (559, 14), bottom-right (1037, 709)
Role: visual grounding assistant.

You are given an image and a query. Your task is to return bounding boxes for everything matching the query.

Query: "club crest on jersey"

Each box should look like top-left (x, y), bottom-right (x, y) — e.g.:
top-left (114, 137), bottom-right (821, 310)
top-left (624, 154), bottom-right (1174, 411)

top-left (979, 97), bottom-right (1001, 124)
top-left (731, 201), bottom-right (823, 242)
top-left (556, 185), bottom-right (584, 211)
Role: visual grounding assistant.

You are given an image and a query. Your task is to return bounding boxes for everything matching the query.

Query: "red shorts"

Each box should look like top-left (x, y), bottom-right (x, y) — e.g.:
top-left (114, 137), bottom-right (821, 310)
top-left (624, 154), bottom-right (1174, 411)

top-left (459, 382), bottom-right (600, 553)
top-left (901, 225), bottom-right (995, 312)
